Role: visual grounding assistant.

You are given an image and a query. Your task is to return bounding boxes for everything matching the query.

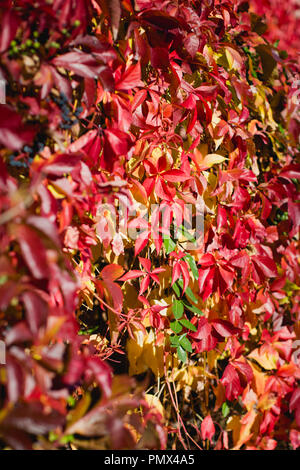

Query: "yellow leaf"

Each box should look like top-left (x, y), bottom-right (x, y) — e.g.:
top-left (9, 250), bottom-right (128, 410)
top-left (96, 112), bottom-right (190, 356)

top-left (47, 183), bottom-right (65, 199)
top-left (248, 346), bottom-right (278, 370)
top-left (225, 47), bottom-right (243, 70)
top-left (225, 48), bottom-right (234, 69)
top-left (145, 394), bottom-right (165, 418)
top-left (130, 180), bottom-right (148, 206)
top-left (202, 153), bottom-right (227, 168)
top-left (233, 409), bottom-right (257, 450)
top-left (66, 392), bottom-right (91, 429)
top-left (257, 393), bottom-right (277, 412)
top-left (227, 415), bottom-right (241, 447)
top-left (127, 329), bottom-right (164, 377)
top-left (193, 148), bottom-right (227, 171)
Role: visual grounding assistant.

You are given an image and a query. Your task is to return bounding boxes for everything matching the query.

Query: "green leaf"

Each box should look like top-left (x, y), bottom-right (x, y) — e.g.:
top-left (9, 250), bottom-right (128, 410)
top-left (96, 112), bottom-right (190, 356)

top-left (67, 395), bottom-right (76, 407)
top-left (173, 299), bottom-right (184, 319)
top-left (222, 402), bottom-right (230, 418)
top-left (170, 335), bottom-right (180, 347)
top-left (177, 224), bottom-right (196, 243)
top-left (0, 275), bottom-right (8, 286)
top-left (171, 282), bottom-right (181, 297)
top-left (60, 434), bottom-right (74, 444)
top-left (183, 302), bottom-right (204, 316)
top-left (179, 335), bottom-right (193, 352)
top-left (179, 318), bottom-right (197, 331)
top-left (163, 236), bottom-right (176, 254)
top-left (170, 321), bottom-right (183, 334)
top-left (184, 254), bottom-right (199, 280)
top-left (49, 431), bottom-right (58, 443)
top-left (177, 279), bottom-right (198, 303)
top-left (177, 345), bottom-right (187, 363)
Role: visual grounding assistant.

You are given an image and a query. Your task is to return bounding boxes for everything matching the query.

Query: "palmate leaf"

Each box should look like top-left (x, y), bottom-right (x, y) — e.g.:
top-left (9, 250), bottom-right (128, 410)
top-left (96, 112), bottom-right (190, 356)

top-left (0, 0), bottom-right (299, 452)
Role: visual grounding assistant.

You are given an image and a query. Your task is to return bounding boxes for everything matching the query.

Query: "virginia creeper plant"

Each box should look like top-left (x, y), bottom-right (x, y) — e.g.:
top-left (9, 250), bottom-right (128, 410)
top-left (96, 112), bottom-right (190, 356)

top-left (0, 0), bottom-right (299, 450)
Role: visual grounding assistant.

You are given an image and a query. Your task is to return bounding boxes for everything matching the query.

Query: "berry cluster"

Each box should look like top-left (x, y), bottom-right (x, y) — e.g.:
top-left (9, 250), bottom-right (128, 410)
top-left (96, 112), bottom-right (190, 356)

top-left (52, 93), bottom-right (83, 130)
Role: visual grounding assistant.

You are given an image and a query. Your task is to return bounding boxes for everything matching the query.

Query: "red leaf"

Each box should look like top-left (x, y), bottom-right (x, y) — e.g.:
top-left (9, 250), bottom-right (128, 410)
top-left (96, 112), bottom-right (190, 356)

top-left (101, 264), bottom-right (125, 282)
top-left (134, 230), bottom-right (150, 256)
top-left (198, 253), bottom-right (215, 267)
top-left (152, 267), bottom-right (165, 275)
top-left (2, 401), bottom-right (65, 434)
top-left (180, 261), bottom-right (190, 295)
top-left (162, 169), bottom-right (190, 182)
top-left (0, 10), bottom-right (20, 53)
top-left (43, 153), bottom-right (82, 176)
top-left (52, 51), bottom-right (108, 79)
top-left (115, 63), bottom-right (144, 90)
top-left (63, 357), bottom-right (85, 385)
top-left (279, 164), bottom-right (300, 180)
top-left (218, 265), bottom-right (235, 291)
top-left (104, 128), bottom-right (133, 156)
top-left (16, 225), bottom-right (49, 280)
top-left (201, 415), bottom-right (215, 442)
top-left (232, 360), bottom-right (253, 384)
top-left (150, 47), bottom-right (170, 69)
top-left (86, 356), bottom-right (112, 399)
top-left (108, 0), bottom-right (121, 40)
top-left (221, 363), bottom-right (242, 401)
top-left (186, 107), bottom-right (197, 134)
top-left (140, 10), bottom-right (181, 30)
top-left (103, 279), bottom-right (124, 312)
top-left (98, 67), bottom-right (115, 92)
top-left (70, 35), bottom-right (116, 62)
top-left (290, 430), bottom-right (300, 450)
top-left (138, 257), bottom-right (151, 272)
top-left (190, 318), bottom-right (212, 340)
top-left (21, 291), bottom-right (47, 334)
top-left (198, 266), bottom-right (214, 299)
top-left (5, 322), bottom-right (32, 346)
top-left (27, 215), bottom-right (60, 247)
top-left (0, 106), bottom-right (36, 150)
top-left (119, 270), bottom-right (144, 281)
top-left (139, 274), bottom-right (150, 295)
top-left (290, 388), bottom-right (300, 415)
top-left (252, 256), bottom-right (278, 278)
top-left (184, 35), bottom-right (199, 58)
top-left (6, 356), bottom-right (24, 403)
top-left (171, 262), bottom-right (182, 286)
top-left (68, 130), bottom-right (98, 153)
top-left (131, 89), bottom-right (147, 112)
top-left (211, 319), bottom-right (240, 338)
top-left (155, 177), bottom-right (174, 200)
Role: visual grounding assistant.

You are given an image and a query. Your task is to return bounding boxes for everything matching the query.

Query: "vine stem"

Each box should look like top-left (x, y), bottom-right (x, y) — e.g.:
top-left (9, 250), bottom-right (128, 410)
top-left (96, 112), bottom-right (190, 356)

top-left (163, 352), bottom-right (203, 450)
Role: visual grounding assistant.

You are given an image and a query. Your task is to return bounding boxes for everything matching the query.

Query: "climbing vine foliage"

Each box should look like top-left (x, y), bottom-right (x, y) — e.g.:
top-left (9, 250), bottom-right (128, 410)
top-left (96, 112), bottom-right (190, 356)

top-left (0, 0), bottom-right (299, 450)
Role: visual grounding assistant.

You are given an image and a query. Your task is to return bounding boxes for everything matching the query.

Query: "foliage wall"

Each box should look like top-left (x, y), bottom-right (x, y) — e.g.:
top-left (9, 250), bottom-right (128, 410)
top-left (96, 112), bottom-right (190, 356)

top-left (0, 0), bottom-right (299, 450)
